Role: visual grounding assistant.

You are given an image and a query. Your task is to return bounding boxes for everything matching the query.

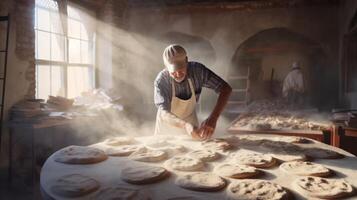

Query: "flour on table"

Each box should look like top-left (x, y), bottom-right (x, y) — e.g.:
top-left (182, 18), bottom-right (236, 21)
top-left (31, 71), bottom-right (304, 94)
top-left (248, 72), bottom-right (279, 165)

top-left (91, 185), bottom-right (150, 200)
top-left (103, 136), bottom-right (136, 146)
top-left (106, 145), bottom-right (145, 156)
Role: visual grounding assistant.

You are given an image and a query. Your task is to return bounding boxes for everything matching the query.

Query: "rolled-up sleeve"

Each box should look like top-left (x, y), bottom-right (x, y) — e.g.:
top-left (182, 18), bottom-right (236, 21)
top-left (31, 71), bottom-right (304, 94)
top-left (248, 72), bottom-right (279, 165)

top-left (154, 73), bottom-right (171, 111)
top-left (198, 63), bottom-right (227, 94)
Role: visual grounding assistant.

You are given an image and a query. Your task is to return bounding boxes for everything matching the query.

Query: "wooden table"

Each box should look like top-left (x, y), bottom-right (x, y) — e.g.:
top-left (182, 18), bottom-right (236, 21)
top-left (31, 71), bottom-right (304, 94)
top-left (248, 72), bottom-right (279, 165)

top-left (330, 123), bottom-right (357, 156)
top-left (227, 117), bottom-right (332, 144)
top-left (7, 115), bottom-right (101, 187)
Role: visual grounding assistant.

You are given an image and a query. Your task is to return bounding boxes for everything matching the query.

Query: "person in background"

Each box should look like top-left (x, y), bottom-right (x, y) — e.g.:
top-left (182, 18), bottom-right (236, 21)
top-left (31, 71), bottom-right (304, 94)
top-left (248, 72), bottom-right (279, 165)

top-left (154, 44), bottom-right (232, 140)
top-left (282, 61), bottom-right (305, 105)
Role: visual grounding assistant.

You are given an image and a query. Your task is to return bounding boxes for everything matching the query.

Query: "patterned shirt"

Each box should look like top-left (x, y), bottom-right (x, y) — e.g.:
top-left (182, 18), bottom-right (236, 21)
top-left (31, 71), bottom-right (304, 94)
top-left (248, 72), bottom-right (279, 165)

top-left (154, 61), bottom-right (228, 111)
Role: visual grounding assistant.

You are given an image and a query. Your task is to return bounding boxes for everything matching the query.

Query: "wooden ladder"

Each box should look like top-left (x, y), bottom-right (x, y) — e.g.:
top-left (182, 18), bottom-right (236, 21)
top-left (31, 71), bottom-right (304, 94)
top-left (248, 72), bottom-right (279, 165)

top-left (225, 66), bottom-right (250, 115)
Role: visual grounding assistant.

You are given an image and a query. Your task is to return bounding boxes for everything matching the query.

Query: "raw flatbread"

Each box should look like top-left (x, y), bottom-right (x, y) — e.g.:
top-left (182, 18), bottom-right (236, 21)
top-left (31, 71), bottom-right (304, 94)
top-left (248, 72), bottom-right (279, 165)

top-left (293, 176), bottom-right (354, 199)
top-left (129, 148), bottom-right (167, 162)
top-left (227, 180), bottom-right (290, 200)
top-left (51, 174), bottom-right (99, 198)
top-left (187, 149), bottom-right (220, 162)
top-left (92, 185), bottom-right (150, 200)
top-left (280, 161), bottom-right (330, 177)
top-left (201, 138), bottom-right (232, 151)
top-left (225, 135), bottom-right (265, 146)
top-left (164, 156), bottom-right (204, 171)
top-left (228, 152), bottom-right (277, 168)
top-left (121, 164), bottom-right (169, 184)
top-left (214, 163), bottom-right (260, 179)
top-left (53, 145), bottom-right (108, 164)
top-left (261, 141), bottom-right (307, 162)
top-left (145, 139), bottom-right (186, 154)
top-left (175, 172), bottom-right (226, 192)
top-left (103, 136), bottom-right (135, 146)
top-left (167, 197), bottom-right (203, 200)
top-left (271, 136), bottom-right (310, 143)
top-left (106, 145), bottom-right (145, 156)
top-left (303, 147), bottom-right (344, 159)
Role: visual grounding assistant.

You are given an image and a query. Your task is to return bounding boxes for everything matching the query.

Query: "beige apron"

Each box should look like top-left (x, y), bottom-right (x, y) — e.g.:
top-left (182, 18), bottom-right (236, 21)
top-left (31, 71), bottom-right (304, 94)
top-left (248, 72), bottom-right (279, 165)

top-left (155, 78), bottom-right (198, 136)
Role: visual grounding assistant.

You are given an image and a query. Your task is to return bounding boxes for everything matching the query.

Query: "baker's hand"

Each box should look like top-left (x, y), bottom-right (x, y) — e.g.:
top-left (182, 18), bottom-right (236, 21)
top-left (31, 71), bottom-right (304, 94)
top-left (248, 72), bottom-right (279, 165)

top-left (185, 123), bottom-right (203, 140)
top-left (199, 117), bottom-right (217, 140)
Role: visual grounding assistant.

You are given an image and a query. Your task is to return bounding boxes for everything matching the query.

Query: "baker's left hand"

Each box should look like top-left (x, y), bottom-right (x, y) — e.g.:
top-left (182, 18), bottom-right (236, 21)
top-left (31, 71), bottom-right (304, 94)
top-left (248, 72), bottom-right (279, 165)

top-left (199, 116), bottom-right (217, 140)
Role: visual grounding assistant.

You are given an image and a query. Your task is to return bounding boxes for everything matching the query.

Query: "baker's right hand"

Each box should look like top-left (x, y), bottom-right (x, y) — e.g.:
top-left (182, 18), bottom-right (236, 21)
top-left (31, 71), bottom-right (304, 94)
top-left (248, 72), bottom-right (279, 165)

top-left (185, 123), bottom-right (203, 140)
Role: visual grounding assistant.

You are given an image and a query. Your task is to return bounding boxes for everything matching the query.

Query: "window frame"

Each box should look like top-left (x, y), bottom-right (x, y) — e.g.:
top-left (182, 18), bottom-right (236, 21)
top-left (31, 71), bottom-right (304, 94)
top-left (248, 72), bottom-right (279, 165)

top-left (35, 1), bottom-right (95, 99)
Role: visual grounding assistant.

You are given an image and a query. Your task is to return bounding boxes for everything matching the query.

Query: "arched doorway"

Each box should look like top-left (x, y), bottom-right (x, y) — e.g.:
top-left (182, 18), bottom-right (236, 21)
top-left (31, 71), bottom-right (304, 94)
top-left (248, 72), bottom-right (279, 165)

top-left (227, 28), bottom-right (328, 113)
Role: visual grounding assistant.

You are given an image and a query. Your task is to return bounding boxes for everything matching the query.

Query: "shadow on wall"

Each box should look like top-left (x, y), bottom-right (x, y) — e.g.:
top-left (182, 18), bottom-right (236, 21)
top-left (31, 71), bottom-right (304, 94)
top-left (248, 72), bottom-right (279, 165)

top-left (228, 27), bottom-right (335, 110)
top-left (161, 31), bottom-right (216, 65)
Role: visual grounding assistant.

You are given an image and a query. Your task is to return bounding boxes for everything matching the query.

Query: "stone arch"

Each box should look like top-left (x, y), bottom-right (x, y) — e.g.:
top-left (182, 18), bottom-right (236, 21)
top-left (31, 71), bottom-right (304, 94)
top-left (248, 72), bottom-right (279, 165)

top-left (161, 31), bottom-right (216, 65)
top-left (229, 27), bottom-right (328, 108)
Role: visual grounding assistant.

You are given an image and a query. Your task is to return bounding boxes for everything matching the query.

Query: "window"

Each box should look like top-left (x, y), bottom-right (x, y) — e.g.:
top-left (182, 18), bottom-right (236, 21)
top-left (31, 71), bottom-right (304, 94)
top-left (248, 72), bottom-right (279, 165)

top-left (35, 0), bottom-right (95, 99)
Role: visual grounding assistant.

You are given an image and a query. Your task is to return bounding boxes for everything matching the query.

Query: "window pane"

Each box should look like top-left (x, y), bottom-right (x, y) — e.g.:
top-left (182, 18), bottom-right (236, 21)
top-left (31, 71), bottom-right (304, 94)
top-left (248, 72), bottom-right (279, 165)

top-left (69, 38), bottom-right (81, 63)
top-left (50, 11), bottom-right (63, 34)
top-left (37, 31), bottom-right (50, 60)
top-left (67, 6), bottom-right (81, 20)
top-left (34, 7), bottom-right (38, 29)
top-left (81, 41), bottom-right (89, 64)
top-left (68, 18), bottom-right (80, 39)
top-left (51, 34), bottom-right (65, 61)
top-left (36, 0), bottom-right (58, 10)
top-left (0, 53), bottom-right (5, 76)
top-left (51, 65), bottom-right (65, 96)
top-left (36, 65), bottom-right (51, 99)
top-left (67, 66), bottom-right (92, 98)
top-left (0, 21), bottom-right (7, 51)
top-left (37, 8), bottom-right (50, 31)
top-left (80, 23), bottom-right (88, 40)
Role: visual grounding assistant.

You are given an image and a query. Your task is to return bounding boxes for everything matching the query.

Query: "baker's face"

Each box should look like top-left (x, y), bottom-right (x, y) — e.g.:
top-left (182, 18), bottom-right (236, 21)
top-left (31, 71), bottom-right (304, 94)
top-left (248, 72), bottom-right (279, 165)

top-left (170, 67), bottom-right (187, 83)
top-left (169, 59), bottom-right (188, 83)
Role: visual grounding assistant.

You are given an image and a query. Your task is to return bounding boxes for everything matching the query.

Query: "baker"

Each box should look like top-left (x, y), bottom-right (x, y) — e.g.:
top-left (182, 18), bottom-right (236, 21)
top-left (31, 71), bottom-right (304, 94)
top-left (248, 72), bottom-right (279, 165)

top-left (154, 44), bottom-right (232, 140)
top-left (282, 61), bottom-right (305, 105)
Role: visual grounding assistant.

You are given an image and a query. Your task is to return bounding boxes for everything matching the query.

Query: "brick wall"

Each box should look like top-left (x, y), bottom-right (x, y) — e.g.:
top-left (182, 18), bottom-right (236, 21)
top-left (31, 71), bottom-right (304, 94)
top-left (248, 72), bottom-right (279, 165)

top-left (15, 0), bottom-right (36, 99)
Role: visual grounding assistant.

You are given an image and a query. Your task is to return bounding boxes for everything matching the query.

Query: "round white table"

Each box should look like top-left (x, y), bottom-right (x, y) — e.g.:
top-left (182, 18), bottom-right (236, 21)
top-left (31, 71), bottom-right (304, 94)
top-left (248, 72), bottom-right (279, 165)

top-left (40, 134), bottom-right (357, 200)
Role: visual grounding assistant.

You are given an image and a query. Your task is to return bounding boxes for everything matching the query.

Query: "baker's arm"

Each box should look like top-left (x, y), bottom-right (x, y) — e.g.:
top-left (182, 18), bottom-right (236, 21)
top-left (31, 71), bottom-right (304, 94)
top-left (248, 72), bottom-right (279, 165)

top-left (208, 82), bottom-right (232, 123)
top-left (199, 82), bottom-right (232, 139)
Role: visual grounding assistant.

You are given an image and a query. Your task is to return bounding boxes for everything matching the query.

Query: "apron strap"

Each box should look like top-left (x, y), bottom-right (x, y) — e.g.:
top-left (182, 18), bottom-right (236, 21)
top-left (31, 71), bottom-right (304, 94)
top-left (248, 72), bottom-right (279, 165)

top-left (170, 78), bottom-right (196, 99)
top-left (171, 79), bottom-right (175, 98)
top-left (187, 79), bottom-right (196, 99)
